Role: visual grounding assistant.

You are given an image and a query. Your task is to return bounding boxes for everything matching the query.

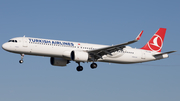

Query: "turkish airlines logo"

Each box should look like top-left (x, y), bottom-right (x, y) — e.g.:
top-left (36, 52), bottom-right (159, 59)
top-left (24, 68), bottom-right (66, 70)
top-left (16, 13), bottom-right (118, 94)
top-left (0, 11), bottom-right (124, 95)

top-left (147, 34), bottom-right (163, 52)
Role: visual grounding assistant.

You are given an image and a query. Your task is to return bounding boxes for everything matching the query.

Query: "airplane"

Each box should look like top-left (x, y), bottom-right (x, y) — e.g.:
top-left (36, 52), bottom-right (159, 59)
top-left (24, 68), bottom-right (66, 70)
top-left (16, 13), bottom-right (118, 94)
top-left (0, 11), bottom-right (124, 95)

top-left (2, 28), bottom-right (176, 71)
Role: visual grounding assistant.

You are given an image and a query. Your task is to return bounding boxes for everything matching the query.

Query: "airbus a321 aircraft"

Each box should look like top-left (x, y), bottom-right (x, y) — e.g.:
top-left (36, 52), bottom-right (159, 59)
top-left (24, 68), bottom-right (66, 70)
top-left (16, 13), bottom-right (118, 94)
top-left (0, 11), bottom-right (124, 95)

top-left (2, 28), bottom-right (176, 71)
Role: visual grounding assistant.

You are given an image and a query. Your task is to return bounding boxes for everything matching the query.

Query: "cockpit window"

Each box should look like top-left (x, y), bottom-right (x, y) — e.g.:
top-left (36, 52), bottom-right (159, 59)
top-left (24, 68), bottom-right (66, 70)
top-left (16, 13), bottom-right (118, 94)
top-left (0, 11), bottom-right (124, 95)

top-left (8, 40), bottom-right (17, 43)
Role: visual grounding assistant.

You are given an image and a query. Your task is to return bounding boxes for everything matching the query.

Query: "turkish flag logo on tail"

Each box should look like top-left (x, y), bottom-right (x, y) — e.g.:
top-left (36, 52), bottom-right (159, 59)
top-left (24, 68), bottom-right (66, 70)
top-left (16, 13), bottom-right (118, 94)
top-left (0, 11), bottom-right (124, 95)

top-left (141, 28), bottom-right (166, 52)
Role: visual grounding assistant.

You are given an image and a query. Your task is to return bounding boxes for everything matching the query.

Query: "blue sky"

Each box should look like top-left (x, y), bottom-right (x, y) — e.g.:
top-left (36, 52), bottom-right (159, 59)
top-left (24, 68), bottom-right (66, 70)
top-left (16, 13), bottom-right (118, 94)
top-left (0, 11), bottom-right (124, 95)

top-left (0, 0), bottom-right (180, 101)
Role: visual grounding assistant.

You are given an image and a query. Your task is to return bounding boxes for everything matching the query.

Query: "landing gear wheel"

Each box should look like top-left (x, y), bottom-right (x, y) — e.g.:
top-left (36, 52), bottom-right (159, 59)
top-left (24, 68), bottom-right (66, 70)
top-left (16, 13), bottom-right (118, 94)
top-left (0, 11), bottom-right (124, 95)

top-left (19, 60), bottom-right (23, 64)
top-left (90, 63), bottom-right (97, 69)
top-left (76, 66), bottom-right (83, 71)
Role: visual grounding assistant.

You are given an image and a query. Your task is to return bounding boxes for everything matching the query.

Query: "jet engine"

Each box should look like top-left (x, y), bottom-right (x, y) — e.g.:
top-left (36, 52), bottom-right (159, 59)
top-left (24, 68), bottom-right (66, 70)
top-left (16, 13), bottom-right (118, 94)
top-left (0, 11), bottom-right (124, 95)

top-left (50, 57), bottom-right (70, 66)
top-left (71, 51), bottom-right (89, 62)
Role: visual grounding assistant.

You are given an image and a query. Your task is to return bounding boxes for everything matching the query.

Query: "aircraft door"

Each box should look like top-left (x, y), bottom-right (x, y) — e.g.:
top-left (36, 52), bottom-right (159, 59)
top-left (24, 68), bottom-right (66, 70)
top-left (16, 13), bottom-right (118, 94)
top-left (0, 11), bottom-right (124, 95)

top-left (22, 37), bottom-right (28, 47)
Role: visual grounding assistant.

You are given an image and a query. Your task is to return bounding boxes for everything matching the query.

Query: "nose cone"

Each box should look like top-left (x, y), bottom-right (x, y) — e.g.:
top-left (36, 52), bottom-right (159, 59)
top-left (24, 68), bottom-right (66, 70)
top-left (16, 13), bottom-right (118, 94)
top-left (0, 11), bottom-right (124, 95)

top-left (2, 43), bottom-right (9, 51)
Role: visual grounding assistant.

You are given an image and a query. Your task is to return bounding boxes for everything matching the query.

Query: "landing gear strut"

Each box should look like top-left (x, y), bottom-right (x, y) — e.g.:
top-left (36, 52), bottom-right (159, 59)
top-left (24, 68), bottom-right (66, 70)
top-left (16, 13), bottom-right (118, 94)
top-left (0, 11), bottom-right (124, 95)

top-left (76, 62), bottom-right (83, 71)
top-left (90, 63), bottom-right (97, 69)
top-left (19, 54), bottom-right (24, 64)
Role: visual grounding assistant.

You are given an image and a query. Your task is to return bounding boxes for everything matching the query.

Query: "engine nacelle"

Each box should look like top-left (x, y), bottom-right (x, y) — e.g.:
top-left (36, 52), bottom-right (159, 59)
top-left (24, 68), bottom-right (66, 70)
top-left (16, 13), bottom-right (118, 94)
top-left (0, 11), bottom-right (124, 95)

top-left (71, 51), bottom-right (89, 62)
top-left (50, 57), bottom-right (69, 66)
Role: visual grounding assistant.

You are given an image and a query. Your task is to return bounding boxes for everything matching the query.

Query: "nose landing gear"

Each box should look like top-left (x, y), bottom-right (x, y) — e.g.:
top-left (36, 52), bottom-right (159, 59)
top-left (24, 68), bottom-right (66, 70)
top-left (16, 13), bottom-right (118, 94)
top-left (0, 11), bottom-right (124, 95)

top-left (19, 54), bottom-right (24, 64)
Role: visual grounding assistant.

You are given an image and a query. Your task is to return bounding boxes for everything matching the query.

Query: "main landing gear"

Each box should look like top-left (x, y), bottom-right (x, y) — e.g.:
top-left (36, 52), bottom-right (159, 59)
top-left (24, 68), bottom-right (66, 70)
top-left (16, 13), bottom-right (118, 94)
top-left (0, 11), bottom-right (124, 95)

top-left (90, 63), bottom-right (97, 69)
top-left (19, 54), bottom-right (24, 64)
top-left (76, 62), bottom-right (83, 72)
top-left (76, 62), bottom-right (98, 72)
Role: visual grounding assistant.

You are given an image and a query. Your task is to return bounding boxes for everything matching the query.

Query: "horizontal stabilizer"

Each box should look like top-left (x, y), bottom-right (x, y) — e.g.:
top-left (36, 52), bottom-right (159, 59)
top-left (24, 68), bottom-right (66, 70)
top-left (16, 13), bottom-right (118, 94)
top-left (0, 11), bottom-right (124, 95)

top-left (153, 51), bottom-right (176, 57)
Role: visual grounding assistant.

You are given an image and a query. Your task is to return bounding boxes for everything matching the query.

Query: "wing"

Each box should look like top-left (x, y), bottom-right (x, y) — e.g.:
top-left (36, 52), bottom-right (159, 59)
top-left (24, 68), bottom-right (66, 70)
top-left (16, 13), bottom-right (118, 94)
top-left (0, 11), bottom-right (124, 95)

top-left (88, 30), bottom-right (143, 61)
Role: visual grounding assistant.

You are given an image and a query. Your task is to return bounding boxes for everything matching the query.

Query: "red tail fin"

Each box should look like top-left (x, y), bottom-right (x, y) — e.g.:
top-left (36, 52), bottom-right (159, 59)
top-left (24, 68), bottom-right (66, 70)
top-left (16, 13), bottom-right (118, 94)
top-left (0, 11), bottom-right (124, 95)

top-left (141, 28), bottom-right (166, 52)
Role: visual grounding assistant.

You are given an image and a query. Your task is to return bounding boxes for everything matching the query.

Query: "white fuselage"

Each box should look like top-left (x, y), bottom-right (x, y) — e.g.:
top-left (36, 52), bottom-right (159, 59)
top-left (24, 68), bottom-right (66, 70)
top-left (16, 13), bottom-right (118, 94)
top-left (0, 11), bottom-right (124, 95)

top-left (2, 37), bottom-right (168, 64)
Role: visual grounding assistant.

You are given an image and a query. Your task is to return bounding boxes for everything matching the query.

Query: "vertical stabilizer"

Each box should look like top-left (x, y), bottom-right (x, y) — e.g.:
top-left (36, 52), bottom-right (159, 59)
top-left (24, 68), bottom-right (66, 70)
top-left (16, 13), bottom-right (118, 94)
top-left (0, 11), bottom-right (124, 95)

top-left (141, 28), bottom-right (166, 52)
